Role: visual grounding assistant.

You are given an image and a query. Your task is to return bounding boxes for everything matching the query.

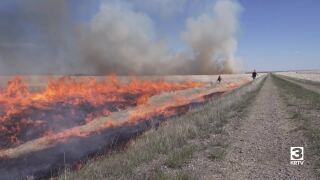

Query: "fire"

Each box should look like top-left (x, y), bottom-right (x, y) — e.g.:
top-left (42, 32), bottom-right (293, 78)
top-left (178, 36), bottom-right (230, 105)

top-left (0, 75), bottom-right (205, 149)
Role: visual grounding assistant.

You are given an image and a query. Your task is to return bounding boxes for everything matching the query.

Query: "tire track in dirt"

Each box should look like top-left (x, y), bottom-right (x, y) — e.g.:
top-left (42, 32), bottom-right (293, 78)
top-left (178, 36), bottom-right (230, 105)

top-left (222, 75), bottom-right (316, 179)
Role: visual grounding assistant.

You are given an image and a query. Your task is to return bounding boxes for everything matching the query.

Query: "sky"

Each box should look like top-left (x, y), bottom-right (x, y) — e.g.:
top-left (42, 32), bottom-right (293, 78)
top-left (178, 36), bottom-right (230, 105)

top-left (0, 0), bottom-right (319, 74)
top-left (69, 0), bottom-right (320, 72)
top-left (238, 0), bottom-right (320, 71)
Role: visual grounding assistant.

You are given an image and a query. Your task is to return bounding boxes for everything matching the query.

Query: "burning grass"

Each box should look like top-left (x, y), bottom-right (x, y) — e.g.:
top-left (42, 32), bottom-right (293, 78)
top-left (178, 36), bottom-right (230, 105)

top-left (0, 74), bottom-right (254, 179)
top-left (60, 75), bottom-right (266, 179)
top-left (0, 75), bottom-right (205, 149)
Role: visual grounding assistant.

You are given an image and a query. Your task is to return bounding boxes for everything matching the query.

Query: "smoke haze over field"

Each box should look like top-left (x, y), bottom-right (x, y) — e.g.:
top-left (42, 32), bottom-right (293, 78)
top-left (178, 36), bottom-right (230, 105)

top-left (0, 0), bottom-right (241, 75)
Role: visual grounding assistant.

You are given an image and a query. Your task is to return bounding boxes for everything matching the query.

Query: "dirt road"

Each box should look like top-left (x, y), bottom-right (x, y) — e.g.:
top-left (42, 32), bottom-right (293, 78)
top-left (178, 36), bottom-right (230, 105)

top-left (220, 75), bottom-right (316, 179)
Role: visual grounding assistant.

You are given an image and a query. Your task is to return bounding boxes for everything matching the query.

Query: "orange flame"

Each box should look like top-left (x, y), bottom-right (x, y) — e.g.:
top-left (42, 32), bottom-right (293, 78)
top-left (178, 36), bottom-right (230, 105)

top-left (0, 75), bottom-right (205, 149)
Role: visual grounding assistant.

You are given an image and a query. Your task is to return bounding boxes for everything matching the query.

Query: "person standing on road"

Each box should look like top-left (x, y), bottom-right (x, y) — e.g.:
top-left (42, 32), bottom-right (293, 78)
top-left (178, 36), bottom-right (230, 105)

top-left (217, 75), bottom-right (222, 84)
top-left (252, 69), bottom-right (257, 80)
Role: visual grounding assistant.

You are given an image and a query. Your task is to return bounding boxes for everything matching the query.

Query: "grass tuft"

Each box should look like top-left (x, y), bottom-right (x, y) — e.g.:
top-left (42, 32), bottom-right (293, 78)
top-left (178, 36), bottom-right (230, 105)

top-left (165, 145), bottom-right (197, 169)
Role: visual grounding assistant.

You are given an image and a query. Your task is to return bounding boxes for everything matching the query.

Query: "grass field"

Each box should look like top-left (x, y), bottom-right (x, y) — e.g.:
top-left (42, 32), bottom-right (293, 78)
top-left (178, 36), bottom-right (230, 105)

top-left (3, 72), bottom-right (320, 179)
top-left (59, 75), bottom-right (266, 179)
top-left (58, 72), bottom-right (320, 179)
top-left (0, 73), bottom-right (256, 179)
top-left (277, 70), bottom-right (320, 82)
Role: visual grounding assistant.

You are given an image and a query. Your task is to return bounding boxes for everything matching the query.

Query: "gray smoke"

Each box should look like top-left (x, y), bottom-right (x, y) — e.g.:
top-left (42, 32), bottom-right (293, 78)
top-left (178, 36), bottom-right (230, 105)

top-left (181, 0), bottom-right (241, 74)
top-left (0, 0), bottom-right (241, 75)
top-left (78, 2), bottom-right (171, 75)
top-left (0, 0), bottom-right (74, 74)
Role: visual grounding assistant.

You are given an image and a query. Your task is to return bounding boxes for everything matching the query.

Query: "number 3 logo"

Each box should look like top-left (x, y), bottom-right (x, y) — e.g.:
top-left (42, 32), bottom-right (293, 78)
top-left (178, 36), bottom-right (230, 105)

top-left (292, 148), bottom-right (303, 159)
top-left (291, 147), bottom-right (304, 161)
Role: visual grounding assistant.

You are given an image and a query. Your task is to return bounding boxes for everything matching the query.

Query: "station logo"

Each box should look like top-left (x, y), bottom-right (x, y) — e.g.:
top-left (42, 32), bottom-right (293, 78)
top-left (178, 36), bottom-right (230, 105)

top-left (290, 147), bottom-right (304, 165)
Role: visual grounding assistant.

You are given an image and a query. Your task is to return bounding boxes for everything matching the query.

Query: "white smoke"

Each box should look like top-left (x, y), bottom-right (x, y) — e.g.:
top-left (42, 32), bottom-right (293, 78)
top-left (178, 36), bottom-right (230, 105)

top-left (79, 2), bottom-right (171, 74)
top-left (181, 0), bottom-right (241, 74)
top-left (78, 0), bottom-right (241, 75)
top-left (0, 0), bottom-right (242, 75)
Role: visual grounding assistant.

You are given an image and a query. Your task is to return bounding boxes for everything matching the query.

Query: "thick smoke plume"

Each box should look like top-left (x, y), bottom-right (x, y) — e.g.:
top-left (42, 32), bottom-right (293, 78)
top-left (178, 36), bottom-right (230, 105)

top-left (0, 0), bottom-right (73, 74)
top-left (181, 0), bottom-right (240, 74)
top-left (0, 0), bottom-right (241, 75)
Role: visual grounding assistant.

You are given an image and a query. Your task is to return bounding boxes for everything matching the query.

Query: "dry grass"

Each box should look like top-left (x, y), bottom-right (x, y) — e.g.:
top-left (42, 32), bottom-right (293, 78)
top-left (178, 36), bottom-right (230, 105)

top-left (147, 169), bottom-right (195, 180)
top-left (272, 74), bottom-right (320, 175)
top-left (165, 145), bottom-right (198, 169)
top-left (59, 75), bottom-right (266, 180)
top-left (0, 74), bottom-right (252, 87)
top-left (276, 71), bottom-right (320, 83)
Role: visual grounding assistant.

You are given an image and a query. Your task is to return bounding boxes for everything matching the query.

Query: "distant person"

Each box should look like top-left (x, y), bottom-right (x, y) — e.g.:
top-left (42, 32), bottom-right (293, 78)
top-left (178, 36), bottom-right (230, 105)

top-left (252, 69), bottom-right (257, 80)
top-left (217, 75), bottom-right (222, 84)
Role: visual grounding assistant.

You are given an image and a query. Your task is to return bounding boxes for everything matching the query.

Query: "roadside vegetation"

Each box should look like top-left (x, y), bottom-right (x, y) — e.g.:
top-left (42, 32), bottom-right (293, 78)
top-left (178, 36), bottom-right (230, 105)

top-left (272, 74), bottom-right (320, 175)
top-left (276, 74), bottom-right (320, 94)
top-left (284, 76), bottom-right (320, 87)
top-left (60, 76), bottom-right (266, 180)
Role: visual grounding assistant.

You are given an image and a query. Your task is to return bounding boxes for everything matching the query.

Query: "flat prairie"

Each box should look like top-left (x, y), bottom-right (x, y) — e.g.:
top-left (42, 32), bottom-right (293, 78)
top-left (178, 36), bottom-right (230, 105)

top-left (0, 74), bottom-right (256, 179)
top-left (60, 74), bottom-right (320, 180)
top-left (0, 74), bottom-right (254, 87)
top-left (276, 70), bottom-right (320, 82)
top-left (6, 73), bottom-right (320, 180)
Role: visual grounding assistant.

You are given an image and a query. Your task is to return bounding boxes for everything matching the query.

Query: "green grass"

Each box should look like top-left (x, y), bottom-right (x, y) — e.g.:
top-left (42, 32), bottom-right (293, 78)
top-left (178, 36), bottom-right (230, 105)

top-left (60, 76), bottom-right (267, 180)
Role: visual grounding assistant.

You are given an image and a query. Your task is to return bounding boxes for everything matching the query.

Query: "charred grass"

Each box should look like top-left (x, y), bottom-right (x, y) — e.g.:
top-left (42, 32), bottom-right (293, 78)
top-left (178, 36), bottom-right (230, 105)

top-left (272, 74), bottom-right (320, 175)
top-left (60, 76), bottom-right (266, 180)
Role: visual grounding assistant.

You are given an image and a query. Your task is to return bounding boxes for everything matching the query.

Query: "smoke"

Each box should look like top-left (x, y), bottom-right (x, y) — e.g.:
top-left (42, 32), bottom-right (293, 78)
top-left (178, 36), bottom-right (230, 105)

top-left (181, 0), bottom-right (241, 74)
top-left (0, 0), bottom-right (242, 75)
top-left (78, 2), bottom-right (171, 75)
top-left (0, 0), bottom-right (75, 74)
top-left (133, 0), bottom-right (188, 18)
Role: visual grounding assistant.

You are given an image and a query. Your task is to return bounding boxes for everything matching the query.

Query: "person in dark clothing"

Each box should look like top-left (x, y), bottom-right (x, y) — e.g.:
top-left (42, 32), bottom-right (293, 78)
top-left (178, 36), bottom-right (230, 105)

top-left (252, 69), bottom-right (257, 80)
top-left (217, 75), bottom-right (222, 84)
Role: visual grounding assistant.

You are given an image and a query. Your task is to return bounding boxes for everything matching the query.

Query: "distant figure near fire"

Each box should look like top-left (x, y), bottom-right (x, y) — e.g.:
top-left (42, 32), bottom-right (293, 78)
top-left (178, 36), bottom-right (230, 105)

top-left (252, 69), bottom-right (257, 80)
top-left (217, 75), bottom-right (222, 84)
